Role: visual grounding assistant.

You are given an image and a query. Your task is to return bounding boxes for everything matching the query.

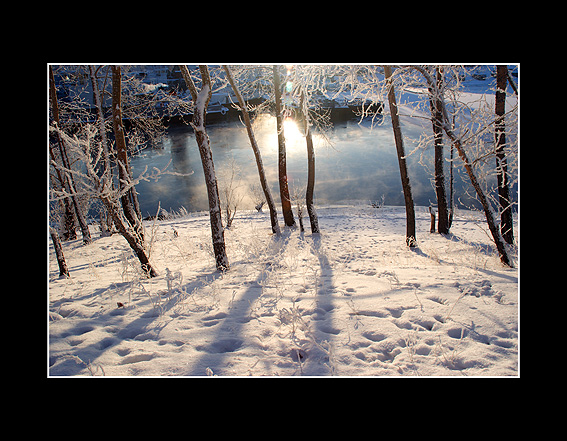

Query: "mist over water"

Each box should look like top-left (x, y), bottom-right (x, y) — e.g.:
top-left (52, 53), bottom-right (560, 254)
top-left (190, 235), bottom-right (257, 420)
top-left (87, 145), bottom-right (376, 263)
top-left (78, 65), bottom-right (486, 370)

top-left (130, 113), bottom-right (503, 217)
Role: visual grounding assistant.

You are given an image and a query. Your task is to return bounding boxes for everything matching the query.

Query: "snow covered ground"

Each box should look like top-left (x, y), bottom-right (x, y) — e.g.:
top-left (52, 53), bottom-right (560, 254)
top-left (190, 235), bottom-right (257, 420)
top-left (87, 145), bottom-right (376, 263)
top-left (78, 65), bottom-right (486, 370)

top-left (48, 205), bottom-right (519, 377)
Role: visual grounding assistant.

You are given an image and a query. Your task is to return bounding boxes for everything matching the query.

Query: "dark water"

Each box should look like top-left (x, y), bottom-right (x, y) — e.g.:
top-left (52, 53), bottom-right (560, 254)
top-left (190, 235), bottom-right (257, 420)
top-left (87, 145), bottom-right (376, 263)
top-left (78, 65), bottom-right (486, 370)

top-left (129, 112), bottom-right (510, 217)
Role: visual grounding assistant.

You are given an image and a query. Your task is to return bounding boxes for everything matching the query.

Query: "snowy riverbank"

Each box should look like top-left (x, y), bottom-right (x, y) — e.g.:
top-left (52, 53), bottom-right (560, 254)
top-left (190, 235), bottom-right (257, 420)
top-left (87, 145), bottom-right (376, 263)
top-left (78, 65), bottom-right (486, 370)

top-left (48, 205), bottom-right (519, 376)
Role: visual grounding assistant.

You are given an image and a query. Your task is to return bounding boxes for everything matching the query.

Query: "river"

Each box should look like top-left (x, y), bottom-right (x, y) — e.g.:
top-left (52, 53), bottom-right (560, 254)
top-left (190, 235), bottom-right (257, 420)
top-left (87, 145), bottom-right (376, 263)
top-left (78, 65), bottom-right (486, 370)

top-left (129, 111), bottom-right (507, 217)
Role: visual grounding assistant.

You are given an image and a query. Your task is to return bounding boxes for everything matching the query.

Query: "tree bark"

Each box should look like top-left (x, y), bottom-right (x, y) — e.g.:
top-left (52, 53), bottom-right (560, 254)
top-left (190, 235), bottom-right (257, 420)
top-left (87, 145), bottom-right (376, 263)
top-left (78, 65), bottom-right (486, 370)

top-left (50, 227), bottom-right (69, 278)
top-left (273, 65), bottom-right (296, 227)
top-left (428, 67), bottom-right (449, 234)
top-left (111, 66), bottom-right (143, 240)
top-left (109, 66), bottom-right (157, 277)
top-left (384, 66), bottom-right (416, 247)
top-left (495, 65), bottom-right (514, 244)
top-left (223, 65), bottom-right (280, 235)
top-left (180, 65), bottom-right (229, 271)
top-left (299, 89), bottom-right (319, 234)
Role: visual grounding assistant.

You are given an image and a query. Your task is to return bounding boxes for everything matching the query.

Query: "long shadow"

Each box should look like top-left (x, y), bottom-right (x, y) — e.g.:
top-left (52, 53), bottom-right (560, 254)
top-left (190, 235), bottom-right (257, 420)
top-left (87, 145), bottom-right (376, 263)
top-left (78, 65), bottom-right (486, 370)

top-left (184, 233), bottom-right (292, 376)
top-left (49, 269), bottom-right (221, 376)
top-left (305, 233), bottom-right (337, 375)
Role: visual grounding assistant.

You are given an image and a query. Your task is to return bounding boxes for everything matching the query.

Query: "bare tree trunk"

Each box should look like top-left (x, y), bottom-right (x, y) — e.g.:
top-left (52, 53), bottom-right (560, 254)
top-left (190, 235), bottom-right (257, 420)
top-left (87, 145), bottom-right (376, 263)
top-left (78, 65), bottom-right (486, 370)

top-left (384, 66), bottom-right (416, 247)
top-left (111, 66), bottom-right (143, 241)
top-left (273, 65), bottom-right (296, 227)
top-left (222, 65), bottom-right (280, 235)
top-left (49, 65), bottom-right (91, 245)
top-left (495, 65), bottom-right (514, 244)
top-left (428, 67), bottom-right (449, 234)
top-left (448, 117), bottom-right (455, 229)
top-left (109, 66), bottom-right (157, 277)
top-left (50, 227), bottom-right (69, 278)
top-left (180, 65), bottom-right (229, 271)
top-left (299, 89), bottom-right (319, 234)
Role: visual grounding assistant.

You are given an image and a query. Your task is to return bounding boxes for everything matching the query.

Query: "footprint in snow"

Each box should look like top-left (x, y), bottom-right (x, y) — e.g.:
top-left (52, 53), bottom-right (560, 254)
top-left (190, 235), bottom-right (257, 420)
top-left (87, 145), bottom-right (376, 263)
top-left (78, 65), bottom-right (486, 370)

top-left (119, 352), bottom-right (155, 365)
top-left (362, 331), bottom-right (387, 342)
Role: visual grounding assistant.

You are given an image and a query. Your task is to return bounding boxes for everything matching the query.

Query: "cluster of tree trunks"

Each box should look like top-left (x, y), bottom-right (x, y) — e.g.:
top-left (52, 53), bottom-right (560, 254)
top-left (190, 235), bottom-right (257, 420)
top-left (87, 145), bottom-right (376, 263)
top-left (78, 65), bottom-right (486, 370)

top-left (49, 64), bottom-right (516, 278)
top-left (49, 65), bottom-right (157, 278)
top-left (385, 65), bottom-right (515, 267)
top-left (273, 65), bottom-right (296, 228)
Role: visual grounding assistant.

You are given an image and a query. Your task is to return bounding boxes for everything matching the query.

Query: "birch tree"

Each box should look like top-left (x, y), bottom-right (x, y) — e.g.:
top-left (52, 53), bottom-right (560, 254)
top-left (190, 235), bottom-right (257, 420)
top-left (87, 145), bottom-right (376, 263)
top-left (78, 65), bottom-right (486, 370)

top-left (179, 65), bottom-right (229, 270)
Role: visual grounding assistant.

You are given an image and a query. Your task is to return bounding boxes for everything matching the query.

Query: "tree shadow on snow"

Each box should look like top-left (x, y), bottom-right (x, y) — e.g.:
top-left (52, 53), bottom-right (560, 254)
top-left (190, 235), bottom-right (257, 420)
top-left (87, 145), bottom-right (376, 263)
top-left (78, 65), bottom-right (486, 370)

top-left (184, 233), bottom-right (293, 376)
top-left (49, 269), bottom-right (223, 376)
top-left (305, 234), bottom-right (338, 376)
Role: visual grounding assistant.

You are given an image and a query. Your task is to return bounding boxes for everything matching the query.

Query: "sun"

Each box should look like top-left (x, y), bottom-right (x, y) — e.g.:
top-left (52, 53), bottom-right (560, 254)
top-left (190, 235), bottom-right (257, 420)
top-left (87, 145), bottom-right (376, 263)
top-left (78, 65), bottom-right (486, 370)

top-left (283, 116), bottom-right (304, 151)
top-left (252, 113), bottom-right (307, 157)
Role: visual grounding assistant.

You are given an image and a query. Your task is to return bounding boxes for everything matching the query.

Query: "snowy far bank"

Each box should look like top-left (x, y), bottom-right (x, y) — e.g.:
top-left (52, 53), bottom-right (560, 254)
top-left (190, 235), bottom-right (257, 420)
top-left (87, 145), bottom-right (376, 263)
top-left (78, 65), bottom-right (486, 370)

top-left (48, 205), bottom-right (518, 377)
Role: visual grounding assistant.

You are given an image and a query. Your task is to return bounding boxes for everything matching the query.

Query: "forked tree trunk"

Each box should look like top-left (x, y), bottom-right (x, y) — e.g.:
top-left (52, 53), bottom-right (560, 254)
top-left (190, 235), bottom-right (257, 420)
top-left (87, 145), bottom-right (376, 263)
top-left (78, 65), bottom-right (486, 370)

top-left (223, 65), bottom-right (280, 235)
top-left (180, 65), bottom-right (229, 271)
top-left (273, 65), bottom-right (296, 227)
top-left (384, 66), bottom-right (416, 247)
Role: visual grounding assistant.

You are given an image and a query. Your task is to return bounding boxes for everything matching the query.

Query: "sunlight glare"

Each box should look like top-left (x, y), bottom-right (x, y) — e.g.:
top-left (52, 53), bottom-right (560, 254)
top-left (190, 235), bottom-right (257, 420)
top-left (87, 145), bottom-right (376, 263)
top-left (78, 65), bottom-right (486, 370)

top-left (284, 116), bottom-right (304, 149)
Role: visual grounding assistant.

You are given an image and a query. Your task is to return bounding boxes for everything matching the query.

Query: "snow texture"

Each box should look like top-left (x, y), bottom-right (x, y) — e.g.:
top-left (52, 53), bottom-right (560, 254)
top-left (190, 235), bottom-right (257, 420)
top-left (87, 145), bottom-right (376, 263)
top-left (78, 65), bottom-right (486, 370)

top-left (48, 205), bottom-right (518, 376)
